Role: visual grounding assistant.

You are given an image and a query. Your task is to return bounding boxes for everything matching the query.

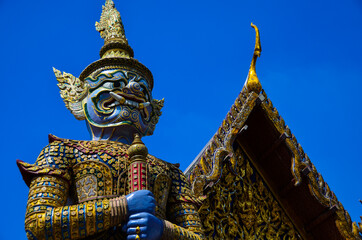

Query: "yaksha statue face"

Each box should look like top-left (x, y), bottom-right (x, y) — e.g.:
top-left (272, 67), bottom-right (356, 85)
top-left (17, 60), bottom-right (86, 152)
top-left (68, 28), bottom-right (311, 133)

top-left (53, 66), bottom-right (163, 143)
top-left (84, 69), bottom-right (153, 135)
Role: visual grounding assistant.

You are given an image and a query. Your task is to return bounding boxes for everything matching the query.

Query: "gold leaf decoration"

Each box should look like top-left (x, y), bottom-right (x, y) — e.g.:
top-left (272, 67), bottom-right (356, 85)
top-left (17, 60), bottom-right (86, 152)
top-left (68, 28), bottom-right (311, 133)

top-left (149, 98), bottom-right (164, 134)
top-left (246, 23), bottom-right (262, 94)
top-left (53, 68), bottom-right (88, 120)
top-left (198, 148), bottom-right (302, 240)
top-left (95, 0), bottom-right (127, 44)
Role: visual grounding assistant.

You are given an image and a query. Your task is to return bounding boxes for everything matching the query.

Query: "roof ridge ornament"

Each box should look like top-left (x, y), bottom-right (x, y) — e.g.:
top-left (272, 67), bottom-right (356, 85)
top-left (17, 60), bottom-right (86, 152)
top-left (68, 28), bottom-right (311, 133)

top-left (246, 23), bottom-right (262, 94)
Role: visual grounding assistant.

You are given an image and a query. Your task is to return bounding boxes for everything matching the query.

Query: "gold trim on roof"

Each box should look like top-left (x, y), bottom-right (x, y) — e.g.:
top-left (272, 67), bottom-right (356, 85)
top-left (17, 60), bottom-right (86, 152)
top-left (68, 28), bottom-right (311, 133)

top-left (187, 86), bottom-right (362, 239)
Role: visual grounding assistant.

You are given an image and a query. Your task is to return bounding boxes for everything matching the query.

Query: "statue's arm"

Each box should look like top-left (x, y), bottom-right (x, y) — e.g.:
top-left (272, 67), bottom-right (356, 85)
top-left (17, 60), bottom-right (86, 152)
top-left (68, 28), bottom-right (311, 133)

top-left (18, 142), bottom-right (128, 240)
top-left (24, 175), bottom-right (127, 240)
top-left (162, 168), bottom-right (205, 240)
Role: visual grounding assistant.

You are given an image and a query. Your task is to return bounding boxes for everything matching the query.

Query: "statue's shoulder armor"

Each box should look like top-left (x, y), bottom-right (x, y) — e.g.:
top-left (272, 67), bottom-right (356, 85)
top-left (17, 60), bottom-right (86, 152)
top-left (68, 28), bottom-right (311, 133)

top-left (50, 134), bottom-right (128, 158)
top-left (48, 134), bottom-right (82, 152)
top-left (17, 134), bottom-right (78, 187)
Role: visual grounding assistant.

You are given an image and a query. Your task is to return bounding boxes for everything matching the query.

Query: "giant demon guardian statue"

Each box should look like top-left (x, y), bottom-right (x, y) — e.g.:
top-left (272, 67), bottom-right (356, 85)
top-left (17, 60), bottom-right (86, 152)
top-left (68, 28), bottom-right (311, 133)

top-left (17, 1), bottom-right (205, 239)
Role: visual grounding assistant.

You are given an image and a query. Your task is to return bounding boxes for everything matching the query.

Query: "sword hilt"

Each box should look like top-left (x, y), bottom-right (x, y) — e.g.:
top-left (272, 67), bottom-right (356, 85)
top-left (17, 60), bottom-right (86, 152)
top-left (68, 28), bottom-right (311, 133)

top-left (128, 134), bottom-right (148, 192)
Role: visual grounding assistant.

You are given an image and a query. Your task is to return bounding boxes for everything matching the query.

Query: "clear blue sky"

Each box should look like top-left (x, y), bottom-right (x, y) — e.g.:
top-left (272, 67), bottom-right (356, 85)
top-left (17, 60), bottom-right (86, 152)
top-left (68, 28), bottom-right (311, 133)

top-left (1, 0), bottom-right (361, 239)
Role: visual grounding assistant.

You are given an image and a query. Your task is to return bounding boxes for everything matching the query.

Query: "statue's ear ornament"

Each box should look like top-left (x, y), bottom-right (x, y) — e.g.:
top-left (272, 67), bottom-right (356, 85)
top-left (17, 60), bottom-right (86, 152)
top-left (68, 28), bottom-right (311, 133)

top-left (53, 67), bottom-right (89, 120)
top-left (148, 98), bottom-right (165, 134)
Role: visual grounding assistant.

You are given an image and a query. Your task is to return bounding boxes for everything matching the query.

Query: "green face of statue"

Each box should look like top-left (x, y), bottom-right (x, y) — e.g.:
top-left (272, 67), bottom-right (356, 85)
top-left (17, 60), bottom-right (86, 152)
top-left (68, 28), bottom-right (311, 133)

top-left (83, 69), bottom-right (154, 138)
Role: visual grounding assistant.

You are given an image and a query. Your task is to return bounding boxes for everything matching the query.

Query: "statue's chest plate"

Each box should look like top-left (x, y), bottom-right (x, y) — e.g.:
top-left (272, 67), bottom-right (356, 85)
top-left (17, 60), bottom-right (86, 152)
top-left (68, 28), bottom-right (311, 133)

top-left (69, 140), bottom-right (129, 203)
top-left (66, 140), bottom-right (174, 215)
top-left (73, 160), bottom-right (118, 202)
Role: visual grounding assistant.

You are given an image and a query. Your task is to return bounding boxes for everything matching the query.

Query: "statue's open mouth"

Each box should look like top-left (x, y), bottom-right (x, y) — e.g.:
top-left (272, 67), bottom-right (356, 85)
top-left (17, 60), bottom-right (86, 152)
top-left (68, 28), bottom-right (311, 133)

top-left (107, 92), bottom-right (151, 119)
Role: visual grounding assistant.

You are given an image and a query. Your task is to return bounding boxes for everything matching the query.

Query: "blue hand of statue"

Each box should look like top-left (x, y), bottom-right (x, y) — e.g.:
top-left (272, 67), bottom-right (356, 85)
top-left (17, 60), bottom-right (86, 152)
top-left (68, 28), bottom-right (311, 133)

top-left (126, 212), bottom-right (164, 240)
top-left (126, 190), bottom-right (156, 216)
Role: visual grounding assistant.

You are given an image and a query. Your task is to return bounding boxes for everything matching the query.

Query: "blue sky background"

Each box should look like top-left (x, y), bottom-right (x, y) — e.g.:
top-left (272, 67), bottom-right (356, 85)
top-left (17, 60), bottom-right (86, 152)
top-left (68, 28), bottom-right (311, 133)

top-left (1, 0), bottom-right (361, 239)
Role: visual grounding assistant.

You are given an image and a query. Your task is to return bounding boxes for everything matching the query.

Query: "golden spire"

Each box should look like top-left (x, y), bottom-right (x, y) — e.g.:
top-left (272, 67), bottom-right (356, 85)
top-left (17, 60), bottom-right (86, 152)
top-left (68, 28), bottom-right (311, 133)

top-left (246, 23), bottom-right (262, 94)
top-left (96, 0), bottom-right (126, 43)
top-left (95, 0), bottom-right (133, 59)
top-left (78, 0), bottom-right (153, 89)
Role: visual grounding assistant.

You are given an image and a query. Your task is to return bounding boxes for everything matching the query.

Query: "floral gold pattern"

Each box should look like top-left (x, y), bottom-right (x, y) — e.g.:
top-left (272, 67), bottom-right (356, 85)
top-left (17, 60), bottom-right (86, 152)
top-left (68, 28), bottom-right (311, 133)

top-left (53, 68), bottom-right (89, 120)
top-left (198, 148), bottom-right (302, 239)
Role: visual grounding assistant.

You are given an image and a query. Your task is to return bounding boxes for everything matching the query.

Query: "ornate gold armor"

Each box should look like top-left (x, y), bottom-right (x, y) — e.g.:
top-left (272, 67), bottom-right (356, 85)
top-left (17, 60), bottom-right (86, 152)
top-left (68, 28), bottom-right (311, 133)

top-left (18, 135), bottom-right (204, 240)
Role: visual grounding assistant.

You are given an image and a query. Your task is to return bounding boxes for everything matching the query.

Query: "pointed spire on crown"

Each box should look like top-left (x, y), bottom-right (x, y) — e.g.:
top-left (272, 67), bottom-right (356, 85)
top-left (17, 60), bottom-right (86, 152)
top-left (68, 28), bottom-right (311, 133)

top-left (95, 0), bottom-right (134, 59)
top-left (79, 0), bottom-right (153, 89)
top-left (96, 0), bottom-right (127, 43)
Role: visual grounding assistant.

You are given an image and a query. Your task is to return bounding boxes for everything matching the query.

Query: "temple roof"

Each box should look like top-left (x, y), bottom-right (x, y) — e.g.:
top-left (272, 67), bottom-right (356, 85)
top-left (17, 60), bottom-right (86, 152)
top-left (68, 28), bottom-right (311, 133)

top-left (184, 24), bottom-right (362, 240)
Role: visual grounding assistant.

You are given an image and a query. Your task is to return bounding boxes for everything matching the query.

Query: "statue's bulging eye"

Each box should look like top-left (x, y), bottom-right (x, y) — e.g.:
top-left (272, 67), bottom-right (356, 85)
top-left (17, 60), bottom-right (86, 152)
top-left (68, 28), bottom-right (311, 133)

top-left (114, 81), bottom-right (121, 88)
top-left (112, 80), bottom-right (126, 89)
top-left (102, 82), bottom-right (113, 89)
top-left (100, 80), bottom-right (125, 89)
top-left (113, 80), bottom-right (125, 88)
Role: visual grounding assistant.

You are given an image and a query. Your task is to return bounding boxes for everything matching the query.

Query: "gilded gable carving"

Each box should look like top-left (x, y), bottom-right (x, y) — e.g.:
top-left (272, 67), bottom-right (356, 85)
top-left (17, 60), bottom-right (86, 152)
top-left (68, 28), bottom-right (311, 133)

top-left (198, 148), bottom-right (302, 239)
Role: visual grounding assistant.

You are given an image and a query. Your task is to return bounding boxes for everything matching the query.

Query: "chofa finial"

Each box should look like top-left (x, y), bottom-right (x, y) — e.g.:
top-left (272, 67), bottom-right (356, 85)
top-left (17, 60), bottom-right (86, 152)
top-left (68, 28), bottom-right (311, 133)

top-left (246, 23), bottom-right (262, 94)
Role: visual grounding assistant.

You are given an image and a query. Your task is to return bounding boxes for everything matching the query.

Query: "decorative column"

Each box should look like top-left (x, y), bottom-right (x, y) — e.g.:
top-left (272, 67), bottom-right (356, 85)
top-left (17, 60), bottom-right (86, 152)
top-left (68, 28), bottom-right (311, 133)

top-left (128, 134), bottom-right (148, 192)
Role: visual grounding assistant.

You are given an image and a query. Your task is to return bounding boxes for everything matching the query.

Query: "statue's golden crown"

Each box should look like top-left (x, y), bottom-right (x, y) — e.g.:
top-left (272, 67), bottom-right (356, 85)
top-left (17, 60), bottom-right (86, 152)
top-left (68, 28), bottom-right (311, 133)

top-left (53, 0), bottom-right (156, 121)
top-left (79, 0), bottom-right (153, 86)
top-left (54, 0), bottom-right (153, 87)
